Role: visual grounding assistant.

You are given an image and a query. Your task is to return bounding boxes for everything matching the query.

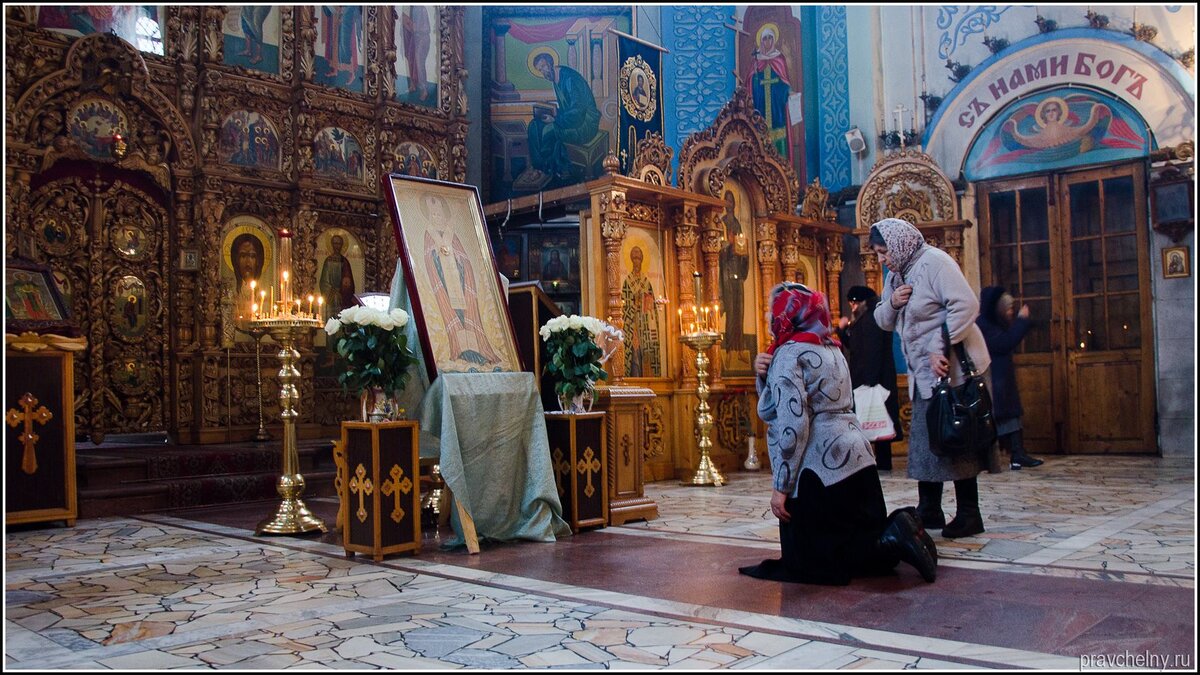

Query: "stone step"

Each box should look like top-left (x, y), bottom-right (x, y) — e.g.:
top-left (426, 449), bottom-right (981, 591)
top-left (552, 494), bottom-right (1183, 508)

top-left (77, 441), bottom-right (335, 489)
top-left (78, 469), bottom-right (338, 519)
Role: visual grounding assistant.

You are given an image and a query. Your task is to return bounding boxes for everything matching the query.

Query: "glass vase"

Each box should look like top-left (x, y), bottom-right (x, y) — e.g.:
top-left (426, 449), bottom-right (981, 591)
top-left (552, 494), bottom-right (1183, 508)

top-left (361, 387), bottom-right (397, 423)
top-left (556, 383), bottom-right (595, 414)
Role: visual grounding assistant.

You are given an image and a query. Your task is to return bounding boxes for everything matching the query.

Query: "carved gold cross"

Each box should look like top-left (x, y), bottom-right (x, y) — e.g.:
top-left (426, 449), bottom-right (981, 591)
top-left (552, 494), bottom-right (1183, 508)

top-left (551, 446), bottom-right (568, 499)
top-left (7, 393), bottom-right (53, 475)
top-left (380, 464), bottom-right (412, 523)
top-left (576, 446), bottom-right (601, 498)
top-left (350, 463), bottom-right (373, 523)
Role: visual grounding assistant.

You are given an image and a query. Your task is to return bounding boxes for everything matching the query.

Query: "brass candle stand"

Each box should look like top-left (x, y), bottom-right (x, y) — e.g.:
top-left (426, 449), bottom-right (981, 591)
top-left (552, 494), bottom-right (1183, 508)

top-left (234, 323), bottom-right (272, 443)
top-left (251, 314), bottom-right (327, 535)
top-left (679, 330), bottom-right (725, 487)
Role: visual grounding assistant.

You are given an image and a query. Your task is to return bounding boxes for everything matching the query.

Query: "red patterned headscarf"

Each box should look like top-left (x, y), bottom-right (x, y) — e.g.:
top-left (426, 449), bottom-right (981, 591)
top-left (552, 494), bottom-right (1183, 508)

top-left (766, 283), bottom-right (841, 354)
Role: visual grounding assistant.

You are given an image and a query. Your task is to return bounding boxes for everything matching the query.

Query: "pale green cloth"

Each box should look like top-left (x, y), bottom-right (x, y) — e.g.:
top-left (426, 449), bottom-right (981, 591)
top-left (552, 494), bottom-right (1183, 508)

top-left (389, 262), bottom-right (571, 548)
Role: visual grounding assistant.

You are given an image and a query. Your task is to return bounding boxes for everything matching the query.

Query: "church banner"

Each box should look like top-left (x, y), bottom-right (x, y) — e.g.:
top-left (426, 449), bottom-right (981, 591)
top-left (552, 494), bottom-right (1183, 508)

top-left (616, 32), bottom-right (664, 176)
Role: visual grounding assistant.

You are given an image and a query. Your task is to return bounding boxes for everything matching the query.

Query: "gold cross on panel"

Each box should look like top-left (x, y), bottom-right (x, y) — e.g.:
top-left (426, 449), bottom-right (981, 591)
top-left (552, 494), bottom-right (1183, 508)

top-left (576, 446), bottom-right (601, 498)
top-left (6, 392), bottom-right (53, 475)
top-left (380, 464), bottom-right (413, 524)
top-left (350, 464), bottom-right (373, 523)
top-left (551, 446), bottom-right (568, 499)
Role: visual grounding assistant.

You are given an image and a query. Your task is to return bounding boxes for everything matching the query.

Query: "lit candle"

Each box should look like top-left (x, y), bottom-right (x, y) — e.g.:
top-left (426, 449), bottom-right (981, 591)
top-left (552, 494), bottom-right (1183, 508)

top-left (692, 271), bottom-right (702, 306)
top-left (249, 279), bottom-right (257, 317)
top-left (277, 227), bottom-right (293, 308)
top-left (678, 307), bottom-right (683, 334)
top-left (307, 294), bottom-right (314, 317)
top-left (317, 296), bottom-right (324, 320)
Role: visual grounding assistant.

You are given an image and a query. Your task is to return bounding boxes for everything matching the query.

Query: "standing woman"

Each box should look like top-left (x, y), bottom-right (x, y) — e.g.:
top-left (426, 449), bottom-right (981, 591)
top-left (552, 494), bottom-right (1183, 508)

top-left (869, 218), bottom-right (1004, 539)
top-left (836, 285), bottom-right (902, 470)
top-left (977, 287), bottom-right (1044, 470)
top-left (739, 282), bottom-right (936, 585)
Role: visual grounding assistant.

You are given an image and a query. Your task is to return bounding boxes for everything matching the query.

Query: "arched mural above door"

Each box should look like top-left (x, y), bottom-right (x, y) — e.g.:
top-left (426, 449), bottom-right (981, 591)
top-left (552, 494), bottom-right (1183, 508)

top-left (965, 87), bottom-right (1152, 181)
top-left (924, 28), bottom-right (1195, 179)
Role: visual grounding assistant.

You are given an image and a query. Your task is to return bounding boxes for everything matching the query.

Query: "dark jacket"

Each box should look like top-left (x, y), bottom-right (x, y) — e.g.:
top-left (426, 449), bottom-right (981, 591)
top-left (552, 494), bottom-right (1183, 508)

top-left (976, 286), bottom-right (1031, 422)
top-left (837, 295), bottom-right (902, 440)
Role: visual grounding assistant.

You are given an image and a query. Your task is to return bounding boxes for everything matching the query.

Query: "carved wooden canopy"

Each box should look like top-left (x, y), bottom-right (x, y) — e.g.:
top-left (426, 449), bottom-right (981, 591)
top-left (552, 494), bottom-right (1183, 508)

top-left (854, 148), bottom-right (958, 229)
top-left (853, 148), bottom-right (971, 288)
top-left (677, 87), bottom-right (798, 216)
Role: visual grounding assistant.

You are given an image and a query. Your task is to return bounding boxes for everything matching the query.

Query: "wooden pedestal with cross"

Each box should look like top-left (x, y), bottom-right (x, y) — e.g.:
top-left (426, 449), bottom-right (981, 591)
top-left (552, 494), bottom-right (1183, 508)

top-left (544, 412), bottom-right (607, 532)
top-left (339, 421), bottom-right (420, 561)
top-left (5, 339), bottom-right (82, 526)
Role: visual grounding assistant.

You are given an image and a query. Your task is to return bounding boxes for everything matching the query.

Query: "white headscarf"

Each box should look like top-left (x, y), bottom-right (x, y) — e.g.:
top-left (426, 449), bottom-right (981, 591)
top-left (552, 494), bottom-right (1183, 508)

top-left (870, 218), bottom-right (926, 278)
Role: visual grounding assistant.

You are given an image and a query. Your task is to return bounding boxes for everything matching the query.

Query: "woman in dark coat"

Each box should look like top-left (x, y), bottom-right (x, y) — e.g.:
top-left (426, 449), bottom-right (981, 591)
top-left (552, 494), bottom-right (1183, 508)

top-left (977, 286), bottom-right (1043, 469)
top-left (740, 282), bottom-right (936, 585)
top-left (837, 286), bottom-right (902, 470)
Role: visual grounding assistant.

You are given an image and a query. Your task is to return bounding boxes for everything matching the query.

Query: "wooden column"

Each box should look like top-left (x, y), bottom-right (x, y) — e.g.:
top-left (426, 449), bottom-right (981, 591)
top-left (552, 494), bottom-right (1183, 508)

top-left (755, 218), bottom-right (779, 343)
top-left (599, 188), bottom-right (628, 383)
top-left (673, 203), bottom-right (700, 384)
top-left (779, 222), bottom-right (799, 283)
top-left (858, 233), bottom-right (882, 294)
top-left (823, 234), bottom-right (845, 321)
top-left (196, 188), bottom-right (225, 348)
top-left (699, 208), bottom-right (724, 381)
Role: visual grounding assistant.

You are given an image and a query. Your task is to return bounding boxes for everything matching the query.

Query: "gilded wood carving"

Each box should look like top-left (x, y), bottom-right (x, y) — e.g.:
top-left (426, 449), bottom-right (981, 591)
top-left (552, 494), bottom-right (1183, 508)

top-left (5, 8), bottom-right (469, 443)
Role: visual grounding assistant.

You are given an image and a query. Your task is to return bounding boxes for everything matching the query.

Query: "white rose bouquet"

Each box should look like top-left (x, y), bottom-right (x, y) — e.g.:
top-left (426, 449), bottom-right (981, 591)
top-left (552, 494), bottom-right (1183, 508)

top-left (324, 305), bottom-right (419, 420)
top-left (540, 314), bottom-right (611, 412)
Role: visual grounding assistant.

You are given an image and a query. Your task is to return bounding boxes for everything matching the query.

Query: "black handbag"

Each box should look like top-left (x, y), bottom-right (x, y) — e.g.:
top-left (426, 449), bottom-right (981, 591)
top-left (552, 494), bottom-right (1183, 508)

top-left (927, 324), bottom-right (996, 457)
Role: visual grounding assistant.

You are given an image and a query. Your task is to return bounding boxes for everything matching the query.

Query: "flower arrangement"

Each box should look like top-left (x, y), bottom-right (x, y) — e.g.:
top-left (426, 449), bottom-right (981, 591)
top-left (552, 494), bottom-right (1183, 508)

top-left (324, 305), bottom-right (419, 421)
top-left (539, 314), bottom-right (622, 413)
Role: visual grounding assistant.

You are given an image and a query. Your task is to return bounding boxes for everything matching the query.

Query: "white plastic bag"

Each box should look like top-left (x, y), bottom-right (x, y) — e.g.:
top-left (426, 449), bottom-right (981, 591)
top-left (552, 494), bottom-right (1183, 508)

top-left (853, 384), bottom-right (896, 442)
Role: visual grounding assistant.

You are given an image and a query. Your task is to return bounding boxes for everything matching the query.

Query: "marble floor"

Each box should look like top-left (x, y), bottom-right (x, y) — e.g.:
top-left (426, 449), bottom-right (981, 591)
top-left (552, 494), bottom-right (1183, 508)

top-left (5, 455), bottom-right (1195, 670)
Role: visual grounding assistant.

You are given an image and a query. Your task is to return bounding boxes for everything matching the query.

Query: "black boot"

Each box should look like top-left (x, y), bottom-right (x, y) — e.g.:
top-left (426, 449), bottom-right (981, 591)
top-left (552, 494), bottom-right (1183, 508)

top-left (942, 477), bottom-right (985, 538)
top-left (879, 509), bottom-right (937, 582)
top-left (916, 481), bottom-right (946, 529)
top-left (1000, 433), bottom-right (1020, 470)
top-left (889, 507), bottom-right (937, 563)
top-left (1007, 430), bottom-right (1044, 468)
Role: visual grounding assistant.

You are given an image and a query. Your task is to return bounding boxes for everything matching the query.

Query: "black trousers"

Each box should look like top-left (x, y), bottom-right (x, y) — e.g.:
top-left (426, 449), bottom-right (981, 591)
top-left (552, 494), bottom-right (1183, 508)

top-left (740, 467), bottom-right (897, 585)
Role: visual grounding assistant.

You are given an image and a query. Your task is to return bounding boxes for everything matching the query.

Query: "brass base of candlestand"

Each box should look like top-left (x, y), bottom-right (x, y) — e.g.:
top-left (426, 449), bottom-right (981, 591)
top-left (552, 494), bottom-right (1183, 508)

top-left (679, 330), bottom-right (725, 488)
top-left (683, 453), bottom-right (726, 487)
top-left (256, 500), bottom-right (328, 534)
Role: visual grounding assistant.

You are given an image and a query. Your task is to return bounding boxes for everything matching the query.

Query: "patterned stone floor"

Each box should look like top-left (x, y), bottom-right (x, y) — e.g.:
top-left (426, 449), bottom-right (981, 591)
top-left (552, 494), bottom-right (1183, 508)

top-left (5, 455), bottom-right (1194, 670)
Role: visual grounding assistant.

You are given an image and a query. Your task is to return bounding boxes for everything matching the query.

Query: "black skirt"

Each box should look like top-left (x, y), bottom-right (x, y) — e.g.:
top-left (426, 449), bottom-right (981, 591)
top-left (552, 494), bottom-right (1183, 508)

top-left (739, 466), bottom-right (895, 585)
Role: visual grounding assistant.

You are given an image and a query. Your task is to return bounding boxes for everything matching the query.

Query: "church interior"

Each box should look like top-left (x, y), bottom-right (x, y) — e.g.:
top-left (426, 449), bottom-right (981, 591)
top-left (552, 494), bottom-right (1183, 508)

top-left (4, 4), bottom-right (1196, 670)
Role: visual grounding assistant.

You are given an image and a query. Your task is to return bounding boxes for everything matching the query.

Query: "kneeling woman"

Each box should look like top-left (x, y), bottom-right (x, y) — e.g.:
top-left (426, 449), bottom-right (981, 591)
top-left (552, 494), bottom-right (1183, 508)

top-left (740, 283), bottom-right (936, 585)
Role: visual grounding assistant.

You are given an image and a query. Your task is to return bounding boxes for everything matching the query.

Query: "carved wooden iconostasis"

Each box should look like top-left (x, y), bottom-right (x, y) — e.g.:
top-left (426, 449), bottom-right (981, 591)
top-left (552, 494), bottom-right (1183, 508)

top-left (853, 147), bottom-right (972, 447)
top-left (5, 6), bottom-right (468, 444)
top-left (578, 89), bottom-right (844, 483)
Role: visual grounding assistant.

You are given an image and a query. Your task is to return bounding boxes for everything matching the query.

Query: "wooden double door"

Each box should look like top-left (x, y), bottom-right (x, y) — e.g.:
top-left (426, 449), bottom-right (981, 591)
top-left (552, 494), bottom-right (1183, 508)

top-left (28, 174), bottom-right (170, 443)
top-left (978, 162), bottom-right (1155, 454)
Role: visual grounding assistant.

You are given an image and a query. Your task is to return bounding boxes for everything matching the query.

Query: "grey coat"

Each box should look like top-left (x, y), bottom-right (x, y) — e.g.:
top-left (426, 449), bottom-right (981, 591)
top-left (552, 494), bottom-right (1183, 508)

top-left (874, 246), bottom-right (991, 401)
top-left (756, 341), bottom-right (877, 495)
top-left (874, 245), bottom-right (1004, 481)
